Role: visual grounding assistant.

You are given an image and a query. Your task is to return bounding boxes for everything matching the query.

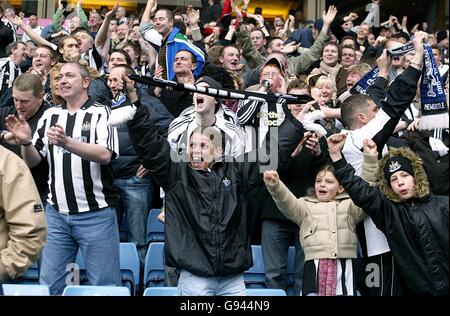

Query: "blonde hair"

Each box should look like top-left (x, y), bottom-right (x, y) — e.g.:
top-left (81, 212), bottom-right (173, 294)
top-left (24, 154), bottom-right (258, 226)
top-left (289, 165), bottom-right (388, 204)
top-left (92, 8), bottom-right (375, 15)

top-left (347, 63), bottom-right (372, 77)
top-left (315, 75), bottom-right (337, 99)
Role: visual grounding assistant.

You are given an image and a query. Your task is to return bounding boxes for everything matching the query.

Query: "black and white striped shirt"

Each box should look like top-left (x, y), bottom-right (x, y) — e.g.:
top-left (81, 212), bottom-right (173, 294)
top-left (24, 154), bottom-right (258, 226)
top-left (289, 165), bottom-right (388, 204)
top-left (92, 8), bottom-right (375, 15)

top-left (1, 19), bottom-right (17, 42)
top-left (168, 106), bottom-right (244, 158)
top-left (32, 98), bottom-right (119, 214)
top-left (0, 56), bottom-right (21, 95)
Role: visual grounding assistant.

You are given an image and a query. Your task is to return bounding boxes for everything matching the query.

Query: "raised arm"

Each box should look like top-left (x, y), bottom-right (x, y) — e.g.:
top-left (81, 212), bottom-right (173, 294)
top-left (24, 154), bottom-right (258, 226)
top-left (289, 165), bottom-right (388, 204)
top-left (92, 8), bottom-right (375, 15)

top-left (141, 0), bottom-right (157, 25)
top-left (8, 16), bottom-right (54, 48)
top-left (187, 5), bottom-right (203, 42)
top-left (75, 0), bottom-right (89, 30)
top-left (233, 1), bottom-right (265, 69)
top-left (95, 4), bottom-right (118, 49)
top-left (52, 0), bottom-right (64, 32)
top-left (264, 170), bottom-right (307, 225)
top-left (123, 75), bottom-right (171, 190)
top-left (327, 133), bottom-right (390, 230)
top-left (287, 6), bottom-right (337, 75)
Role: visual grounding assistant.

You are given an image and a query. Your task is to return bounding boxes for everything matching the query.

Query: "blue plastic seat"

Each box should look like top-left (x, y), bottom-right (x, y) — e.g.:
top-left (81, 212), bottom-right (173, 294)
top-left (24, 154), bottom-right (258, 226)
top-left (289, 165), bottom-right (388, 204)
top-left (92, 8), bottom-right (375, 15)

top-left (74, 243), bottom-right (140, 295)
top-left (246, 288), bottom-right (287, 296)
top-left (16, 261), bottom-right (40, 284)
top-left (243, 245), bottom-right (266, 288)
top-left (143, 242), bottom-right (165, 288)
top-left (146, 209), bottom-right (164, 243)
top-left (62, 285), bottom-right (130, 296)
top-left (2, 284), bottom-right (50, 296)
top-left (143, 287), bottom-right (177, 296)
top-left (119, 243), bottom-right (141, 295)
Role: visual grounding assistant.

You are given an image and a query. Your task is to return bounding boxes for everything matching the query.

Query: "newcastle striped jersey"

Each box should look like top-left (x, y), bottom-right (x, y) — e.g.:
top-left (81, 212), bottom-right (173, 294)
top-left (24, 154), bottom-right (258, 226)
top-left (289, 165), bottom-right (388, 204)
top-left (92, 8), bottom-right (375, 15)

top-left (168, 106), bottom-right (245, 158)
top-left (32, 98), bottom-right (119, 214)
top-left (0, 57), bottom-right (21, 95)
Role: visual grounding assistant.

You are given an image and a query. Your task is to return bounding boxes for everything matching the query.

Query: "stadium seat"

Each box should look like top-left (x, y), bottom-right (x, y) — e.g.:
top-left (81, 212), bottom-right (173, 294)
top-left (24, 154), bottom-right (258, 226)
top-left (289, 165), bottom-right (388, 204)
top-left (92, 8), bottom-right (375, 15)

top-left (146, 209), bottom-right (165, 243)
top-left (119, 243), bottom-right (141, 295)
top-left (74, 243), bottom-right (140, 295)
top-left (143, 287), bottom-right (178, 296)
top-left (2, 284), bottom-right (50, 296)
top-left (143, 242), bottom-right (165, 288)
top-left (16, 261), bottom-right (39, 284)
top-left (62, 285), bottom-right (130, 296)
top-left (246, 288), bottom-right (287, 296)
top-left (243, 245), bottom-right (266, 288)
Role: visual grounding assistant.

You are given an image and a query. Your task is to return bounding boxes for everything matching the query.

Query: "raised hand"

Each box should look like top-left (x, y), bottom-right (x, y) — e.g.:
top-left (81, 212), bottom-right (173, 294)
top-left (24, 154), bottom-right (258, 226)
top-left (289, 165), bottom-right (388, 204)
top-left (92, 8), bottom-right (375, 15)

top-left (362, 139), bottom-right (378, 155)
top-left (6, 15), bottom-right (24, 28)
top-left (231, 0), bottom-right (243, 23)
top-left (150, 0), bottom-right (158, 15)
top-left (186, 5), bottom-right (200, 26)
top-left (121, 73), bottom-right (139, 102)
top-left (282, 41), bottom-right (299, 54)
top-left (263, 170), bottom-right (279, 186)
top-left (402, 16), bottom-right (408, 26)
top-left (413, 31), bottom-right (427, 55)
top-left (411, 23), bottom-right (419, 34)
top-left (326, 133), bottom-right (346, 161)
top-left (347, 12), bottom-right (358, 21)
top-left (323, 5), bottom-right (337, 26)
top-left (105, 3), bottom-right (119, 20)
top-left (376, 49), bottom-right (392, 75)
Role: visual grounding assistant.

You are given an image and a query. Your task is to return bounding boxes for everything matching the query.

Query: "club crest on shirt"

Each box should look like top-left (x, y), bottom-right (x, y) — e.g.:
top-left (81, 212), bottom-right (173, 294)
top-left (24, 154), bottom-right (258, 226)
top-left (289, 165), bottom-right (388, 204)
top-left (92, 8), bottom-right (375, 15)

top-left (389, 160), bottom-right (401, 173)
top-left (82, 122), bottom-right (91, 132)
top-left (223, 178), bottom-right (231, 187)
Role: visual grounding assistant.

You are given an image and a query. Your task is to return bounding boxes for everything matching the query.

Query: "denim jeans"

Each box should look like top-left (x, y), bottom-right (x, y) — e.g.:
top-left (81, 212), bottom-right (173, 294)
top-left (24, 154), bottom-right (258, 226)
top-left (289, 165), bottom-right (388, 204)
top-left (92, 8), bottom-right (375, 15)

top-left (177, 270), bottom-right (247, 296)
top-left (261, 219), bottom-right (305, 295)
top-left (114, 175), bottom-right (152, 265)
top-left (39, 204), bottom-right (121, 295)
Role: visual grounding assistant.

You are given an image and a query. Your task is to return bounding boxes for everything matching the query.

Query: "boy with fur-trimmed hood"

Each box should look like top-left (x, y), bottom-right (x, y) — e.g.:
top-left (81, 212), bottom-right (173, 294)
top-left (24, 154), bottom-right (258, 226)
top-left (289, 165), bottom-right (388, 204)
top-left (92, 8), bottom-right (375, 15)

top-left (328, 134), bottom-right (449, 296)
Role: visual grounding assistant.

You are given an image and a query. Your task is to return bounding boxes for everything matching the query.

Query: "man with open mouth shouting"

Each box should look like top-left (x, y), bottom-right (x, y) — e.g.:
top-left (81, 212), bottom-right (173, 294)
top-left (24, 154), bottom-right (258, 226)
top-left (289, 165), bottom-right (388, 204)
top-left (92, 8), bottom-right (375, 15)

top-left (120, 72), bottom-right (306, 296)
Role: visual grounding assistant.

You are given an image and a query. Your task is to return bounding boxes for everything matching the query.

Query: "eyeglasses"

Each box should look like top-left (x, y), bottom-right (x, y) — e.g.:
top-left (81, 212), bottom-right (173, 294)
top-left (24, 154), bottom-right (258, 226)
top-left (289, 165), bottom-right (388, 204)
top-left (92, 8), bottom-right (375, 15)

top-left (261, 72), bottom-right (280, 79)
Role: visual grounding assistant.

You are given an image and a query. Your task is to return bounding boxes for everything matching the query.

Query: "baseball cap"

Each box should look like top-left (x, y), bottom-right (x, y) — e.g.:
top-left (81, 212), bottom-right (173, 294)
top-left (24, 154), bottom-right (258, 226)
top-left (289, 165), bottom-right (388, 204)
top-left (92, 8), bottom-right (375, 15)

top-left (263, 56), bottom-right (286, 76)
top-left (313, 18), bottom-right (324, 31)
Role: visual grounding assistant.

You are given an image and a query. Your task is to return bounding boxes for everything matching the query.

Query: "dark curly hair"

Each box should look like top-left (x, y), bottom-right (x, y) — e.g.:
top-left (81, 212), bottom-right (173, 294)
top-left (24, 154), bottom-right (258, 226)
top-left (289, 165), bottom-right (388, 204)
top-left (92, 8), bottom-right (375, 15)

top-left (198, 64), bottom-right (235, 90)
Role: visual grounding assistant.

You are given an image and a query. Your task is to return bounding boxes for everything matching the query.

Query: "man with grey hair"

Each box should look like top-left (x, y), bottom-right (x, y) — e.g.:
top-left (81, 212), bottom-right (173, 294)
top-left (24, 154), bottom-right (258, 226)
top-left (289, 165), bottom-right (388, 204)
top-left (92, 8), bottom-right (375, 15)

top-left (5, 62), bottom-right (120, 295)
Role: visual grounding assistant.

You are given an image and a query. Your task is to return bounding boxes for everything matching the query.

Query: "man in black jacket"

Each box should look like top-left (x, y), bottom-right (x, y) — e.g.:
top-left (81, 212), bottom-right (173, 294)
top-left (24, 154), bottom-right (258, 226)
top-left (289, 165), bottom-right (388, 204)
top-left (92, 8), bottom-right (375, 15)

top-left (121, 73), bottom-right (305, 295)
top-left (0, 72), bottom-right (50, 202)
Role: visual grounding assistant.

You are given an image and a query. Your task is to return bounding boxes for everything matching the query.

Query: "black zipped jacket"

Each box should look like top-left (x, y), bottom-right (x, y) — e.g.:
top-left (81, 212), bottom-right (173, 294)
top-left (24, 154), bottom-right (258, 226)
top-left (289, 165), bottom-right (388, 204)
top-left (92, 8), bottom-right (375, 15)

top-left (334, 156), bottom-right (449, 296)
top-left (128, 101), bottom-right (304, 277)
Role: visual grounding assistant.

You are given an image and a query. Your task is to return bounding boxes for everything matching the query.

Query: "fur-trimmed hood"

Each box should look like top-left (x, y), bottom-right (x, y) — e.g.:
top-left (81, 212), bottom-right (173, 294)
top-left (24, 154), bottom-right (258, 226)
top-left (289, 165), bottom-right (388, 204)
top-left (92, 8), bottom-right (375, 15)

top-left (377, 147), bottom-right (430, 202)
